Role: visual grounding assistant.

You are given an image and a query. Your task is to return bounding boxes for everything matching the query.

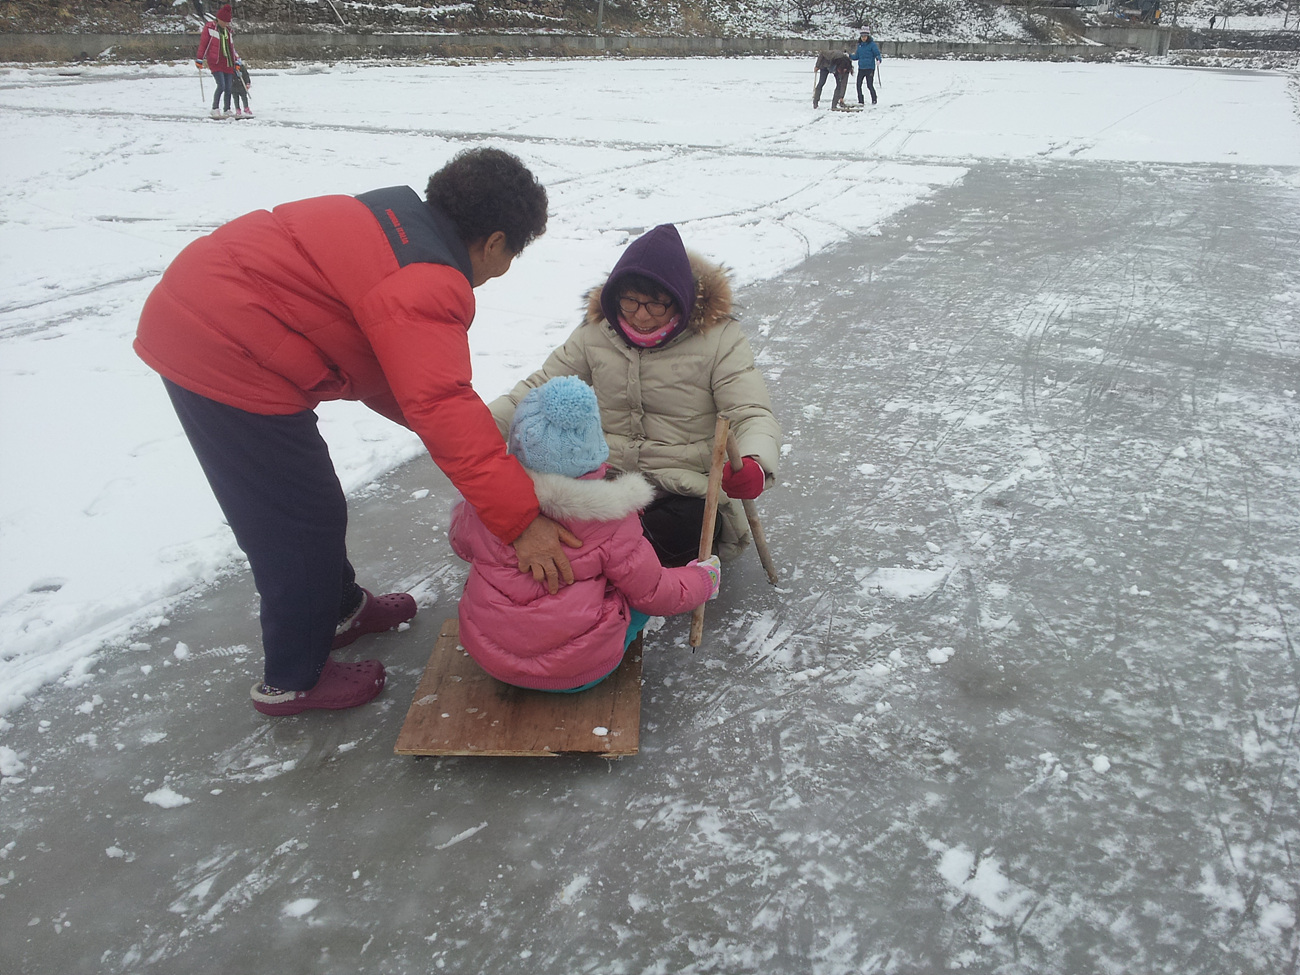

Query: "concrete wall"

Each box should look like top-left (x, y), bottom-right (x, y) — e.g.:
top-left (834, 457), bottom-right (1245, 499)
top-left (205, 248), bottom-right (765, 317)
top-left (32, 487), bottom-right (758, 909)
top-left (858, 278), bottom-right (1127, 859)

top-left (0, 30), bottom-right (1167, 64)
top-left (1082, 25), bottom-right (1171, 55)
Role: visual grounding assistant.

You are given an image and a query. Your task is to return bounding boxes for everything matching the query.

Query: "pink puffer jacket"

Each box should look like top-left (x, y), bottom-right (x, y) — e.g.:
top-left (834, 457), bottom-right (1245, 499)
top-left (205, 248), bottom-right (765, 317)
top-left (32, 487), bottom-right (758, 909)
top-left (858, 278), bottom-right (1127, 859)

top-left (449, 465), bottom-right (712, 690)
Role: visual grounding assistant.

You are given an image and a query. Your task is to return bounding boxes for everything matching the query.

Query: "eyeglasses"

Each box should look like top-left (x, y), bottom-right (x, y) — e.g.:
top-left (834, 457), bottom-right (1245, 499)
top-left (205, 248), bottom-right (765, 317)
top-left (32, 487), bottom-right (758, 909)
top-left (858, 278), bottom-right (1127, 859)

top-left (618, 295), bottom-right (673, 318)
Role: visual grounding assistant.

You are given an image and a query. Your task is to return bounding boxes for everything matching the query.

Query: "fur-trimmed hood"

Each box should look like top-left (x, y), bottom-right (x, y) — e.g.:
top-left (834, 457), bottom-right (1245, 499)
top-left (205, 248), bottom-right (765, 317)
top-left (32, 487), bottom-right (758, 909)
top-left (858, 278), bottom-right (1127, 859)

top-left (528, 468), bottom-right (655, 524)
top-left (584, 236), bottom-right (734, 336)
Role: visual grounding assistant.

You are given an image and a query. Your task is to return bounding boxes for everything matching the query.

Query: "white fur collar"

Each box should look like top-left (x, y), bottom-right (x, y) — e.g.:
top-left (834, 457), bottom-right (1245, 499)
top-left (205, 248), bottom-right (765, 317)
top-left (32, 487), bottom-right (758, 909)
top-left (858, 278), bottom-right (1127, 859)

top-left (528, 469), bottom-right (654, 523)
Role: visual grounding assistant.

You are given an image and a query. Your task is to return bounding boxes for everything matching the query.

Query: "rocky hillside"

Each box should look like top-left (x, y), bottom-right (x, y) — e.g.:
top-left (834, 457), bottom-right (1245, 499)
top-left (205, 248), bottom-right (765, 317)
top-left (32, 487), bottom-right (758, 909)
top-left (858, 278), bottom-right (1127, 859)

top-left (3, 0), bottom-right (1291, 45)
top-left (0, 0), bottom-right (1049, 40)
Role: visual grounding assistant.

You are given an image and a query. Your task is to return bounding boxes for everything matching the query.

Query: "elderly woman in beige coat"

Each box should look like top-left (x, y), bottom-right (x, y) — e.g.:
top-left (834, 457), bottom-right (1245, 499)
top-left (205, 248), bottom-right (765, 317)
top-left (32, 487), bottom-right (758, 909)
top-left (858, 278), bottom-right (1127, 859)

top-left (489, 223), bottom-right (780, 566)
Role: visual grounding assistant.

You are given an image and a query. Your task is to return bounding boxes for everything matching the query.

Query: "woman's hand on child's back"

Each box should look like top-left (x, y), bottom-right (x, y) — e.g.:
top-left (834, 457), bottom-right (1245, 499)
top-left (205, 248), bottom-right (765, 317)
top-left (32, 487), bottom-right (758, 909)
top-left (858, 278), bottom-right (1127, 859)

top-left (512, 514), bottom-right (582, 595)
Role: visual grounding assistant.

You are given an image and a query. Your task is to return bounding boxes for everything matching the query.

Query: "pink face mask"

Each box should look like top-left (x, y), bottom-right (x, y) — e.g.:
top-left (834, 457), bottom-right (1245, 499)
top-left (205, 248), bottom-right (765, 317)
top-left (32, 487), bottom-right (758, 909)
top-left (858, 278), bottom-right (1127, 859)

top-left (618, 314), bottom-right (681, 348)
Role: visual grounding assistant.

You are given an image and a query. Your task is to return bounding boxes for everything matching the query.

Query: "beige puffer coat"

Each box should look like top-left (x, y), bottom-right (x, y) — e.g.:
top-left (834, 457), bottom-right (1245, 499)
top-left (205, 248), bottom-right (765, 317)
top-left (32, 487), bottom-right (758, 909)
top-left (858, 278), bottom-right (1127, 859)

top-left (489, 253), bottom-right (780, 561)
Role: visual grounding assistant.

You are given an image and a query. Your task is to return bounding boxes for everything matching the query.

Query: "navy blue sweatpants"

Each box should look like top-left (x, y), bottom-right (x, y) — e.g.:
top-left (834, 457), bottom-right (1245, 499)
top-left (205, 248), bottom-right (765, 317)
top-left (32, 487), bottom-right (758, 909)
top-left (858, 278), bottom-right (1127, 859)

top-left (164, 379), bottom-right (361, 690)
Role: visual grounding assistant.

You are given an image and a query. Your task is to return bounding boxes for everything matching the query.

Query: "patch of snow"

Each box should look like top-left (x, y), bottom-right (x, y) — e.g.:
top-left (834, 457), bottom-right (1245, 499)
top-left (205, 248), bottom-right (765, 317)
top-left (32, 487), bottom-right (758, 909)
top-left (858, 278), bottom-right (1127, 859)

top-left (281, 898), bottom-right (319, 918)
top-left (859, 566), bottom-right (951, 599)
top-left (142, 786), bottom-right (192, 808)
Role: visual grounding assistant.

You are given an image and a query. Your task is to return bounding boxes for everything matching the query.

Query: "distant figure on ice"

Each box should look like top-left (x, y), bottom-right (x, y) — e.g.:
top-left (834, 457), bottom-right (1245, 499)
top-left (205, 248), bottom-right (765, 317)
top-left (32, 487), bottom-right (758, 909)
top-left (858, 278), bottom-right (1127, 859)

top-left (451, 376), bottom-right (720, 692)
top-left (813, 51), bottom-right (854, 110)
top-left (134, 148), bottom-right (578, 716)
top-left (195, 3), bottom-right (239, 119)
top-left (231, 58), bottom-right (253, 118)
top-left (852, 29), bottom-right (882, 106)
top-left (489, 224), bottom-right (781, 569)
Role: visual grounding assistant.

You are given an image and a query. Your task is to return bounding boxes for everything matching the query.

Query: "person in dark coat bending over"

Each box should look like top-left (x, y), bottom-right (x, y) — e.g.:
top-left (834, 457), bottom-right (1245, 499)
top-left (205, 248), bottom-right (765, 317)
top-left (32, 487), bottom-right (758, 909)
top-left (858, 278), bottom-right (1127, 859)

top-left (813, 51), bottom-right (855, 111)
top-left (134, 148), bottom-right (579, 717)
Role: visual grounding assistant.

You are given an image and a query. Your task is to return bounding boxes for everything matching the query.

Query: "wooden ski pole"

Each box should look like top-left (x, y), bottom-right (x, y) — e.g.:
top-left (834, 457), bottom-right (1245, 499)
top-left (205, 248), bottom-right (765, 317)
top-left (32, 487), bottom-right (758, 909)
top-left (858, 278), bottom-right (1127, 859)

top-left (689, 415), bottom-right (730, 648)
top-left (725, 434), bottom-right (778, 585)
top-left (192, 0), bottom-right (206, 100)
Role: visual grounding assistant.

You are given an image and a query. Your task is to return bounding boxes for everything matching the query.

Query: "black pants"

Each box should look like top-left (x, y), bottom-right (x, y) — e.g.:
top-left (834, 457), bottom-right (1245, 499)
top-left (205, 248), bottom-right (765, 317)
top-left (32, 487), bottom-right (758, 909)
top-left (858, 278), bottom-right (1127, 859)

top-left (815, 69), bottom-right (853, 109)
top-left (640, 493), bottom-right (721, 568)
top-left (813, 68), bottom-right (830, 107)
top-left (832, 71), bottom-right (850, 108)
top-left (164, 379), bottom-right (363, 690)
top-left (857, 67), bottom-right (877, 104)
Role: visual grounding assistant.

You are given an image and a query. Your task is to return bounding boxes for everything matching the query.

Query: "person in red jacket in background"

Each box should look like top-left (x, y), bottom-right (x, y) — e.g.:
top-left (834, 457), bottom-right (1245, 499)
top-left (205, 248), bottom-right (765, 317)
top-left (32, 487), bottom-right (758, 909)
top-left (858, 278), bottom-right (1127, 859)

top-left (135, 148), bottom-right (579, 716)
top-left (195, 3), bottom-right (238, 119)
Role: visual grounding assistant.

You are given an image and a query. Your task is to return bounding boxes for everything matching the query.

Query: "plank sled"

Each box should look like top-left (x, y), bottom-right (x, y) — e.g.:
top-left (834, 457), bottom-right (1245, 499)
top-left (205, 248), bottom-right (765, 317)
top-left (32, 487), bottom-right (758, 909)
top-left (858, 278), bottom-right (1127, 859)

top-left (394, 618), bottom-right (641, 758)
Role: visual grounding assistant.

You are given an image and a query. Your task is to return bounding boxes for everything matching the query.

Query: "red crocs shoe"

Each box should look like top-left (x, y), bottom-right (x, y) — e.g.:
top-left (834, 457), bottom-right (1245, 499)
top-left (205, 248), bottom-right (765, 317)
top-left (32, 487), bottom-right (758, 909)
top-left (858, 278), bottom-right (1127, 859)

top-left (251, 659), bottom-right (386, 716)
top-left (332, 588), bottom-right (417, 650)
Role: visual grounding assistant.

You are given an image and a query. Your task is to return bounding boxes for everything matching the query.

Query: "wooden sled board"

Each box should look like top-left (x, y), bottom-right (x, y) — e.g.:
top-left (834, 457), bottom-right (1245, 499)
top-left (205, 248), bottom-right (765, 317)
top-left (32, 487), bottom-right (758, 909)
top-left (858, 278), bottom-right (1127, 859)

top-left (394, 618), bottom-right (641, 757)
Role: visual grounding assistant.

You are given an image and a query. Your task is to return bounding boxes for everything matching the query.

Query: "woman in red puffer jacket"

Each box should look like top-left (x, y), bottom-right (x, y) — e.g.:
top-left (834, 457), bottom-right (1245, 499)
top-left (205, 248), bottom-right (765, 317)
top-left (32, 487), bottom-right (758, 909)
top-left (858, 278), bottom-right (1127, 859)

top-left (135, 149), bottom-right (576, 717)
top-left (196, 4), bottom-right (238, 119)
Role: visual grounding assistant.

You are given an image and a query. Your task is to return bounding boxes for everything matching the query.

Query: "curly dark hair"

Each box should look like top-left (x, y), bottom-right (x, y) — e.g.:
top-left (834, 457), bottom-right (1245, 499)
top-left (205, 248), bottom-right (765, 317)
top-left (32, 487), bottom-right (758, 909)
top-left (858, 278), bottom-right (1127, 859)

top-left (425, 148), bottom-right (548, 254)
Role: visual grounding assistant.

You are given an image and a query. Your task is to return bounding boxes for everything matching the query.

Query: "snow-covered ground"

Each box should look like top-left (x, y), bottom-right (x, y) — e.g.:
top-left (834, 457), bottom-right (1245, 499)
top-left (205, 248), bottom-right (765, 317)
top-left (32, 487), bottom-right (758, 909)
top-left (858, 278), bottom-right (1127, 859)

top-left (3, 57), bottom-right (1300, 974)
top-left (1178, 10), bottom-right (1300, 31)
top-left (2, 57), bottom-right (1297, 718)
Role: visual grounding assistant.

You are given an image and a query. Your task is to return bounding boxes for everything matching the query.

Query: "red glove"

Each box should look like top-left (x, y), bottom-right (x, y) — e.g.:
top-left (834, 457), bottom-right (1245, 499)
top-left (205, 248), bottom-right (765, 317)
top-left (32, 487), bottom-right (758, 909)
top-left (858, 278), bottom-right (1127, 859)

top-left (721, 456), bottom-right (765, 500)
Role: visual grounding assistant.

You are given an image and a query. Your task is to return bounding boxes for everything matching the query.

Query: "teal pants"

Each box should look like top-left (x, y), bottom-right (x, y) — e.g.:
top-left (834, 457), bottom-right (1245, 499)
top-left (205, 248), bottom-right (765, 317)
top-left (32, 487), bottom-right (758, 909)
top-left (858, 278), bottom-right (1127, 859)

top-left (547, 611), bottom-right (650, 694)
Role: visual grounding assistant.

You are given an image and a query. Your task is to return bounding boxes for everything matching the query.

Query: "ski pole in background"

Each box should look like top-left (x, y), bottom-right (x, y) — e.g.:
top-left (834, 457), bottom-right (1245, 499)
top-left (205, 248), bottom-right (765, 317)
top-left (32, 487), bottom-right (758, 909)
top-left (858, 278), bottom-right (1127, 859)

top-left (191, 0), bottom-right (206, 102)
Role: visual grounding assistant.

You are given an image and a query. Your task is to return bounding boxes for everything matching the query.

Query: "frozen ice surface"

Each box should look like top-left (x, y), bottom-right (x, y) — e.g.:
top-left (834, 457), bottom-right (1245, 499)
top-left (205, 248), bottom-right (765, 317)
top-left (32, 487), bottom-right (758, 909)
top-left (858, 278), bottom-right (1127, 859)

top-left (1, 58), bottom-right (1299, 974)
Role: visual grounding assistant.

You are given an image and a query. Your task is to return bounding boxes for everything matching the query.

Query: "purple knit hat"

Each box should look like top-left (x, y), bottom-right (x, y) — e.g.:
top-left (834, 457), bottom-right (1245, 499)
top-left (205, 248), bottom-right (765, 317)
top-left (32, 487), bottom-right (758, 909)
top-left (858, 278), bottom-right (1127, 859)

top-left (600, 224), bottom-right (696, 345)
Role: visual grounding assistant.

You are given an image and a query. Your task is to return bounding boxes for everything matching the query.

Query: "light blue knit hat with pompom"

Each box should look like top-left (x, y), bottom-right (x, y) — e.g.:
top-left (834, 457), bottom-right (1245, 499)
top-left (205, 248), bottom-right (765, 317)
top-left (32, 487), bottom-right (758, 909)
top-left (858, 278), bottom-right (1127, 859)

top-left (508, 376), bottom-right (610, 477)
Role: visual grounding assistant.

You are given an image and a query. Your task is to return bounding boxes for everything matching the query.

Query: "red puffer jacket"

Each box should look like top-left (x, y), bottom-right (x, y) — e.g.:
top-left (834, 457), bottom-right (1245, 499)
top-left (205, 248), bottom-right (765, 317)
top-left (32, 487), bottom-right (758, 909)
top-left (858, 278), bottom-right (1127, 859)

top-left (197, 21), bottom-right (237, 74)
top-left (135, 187), bottom-right (540, 543)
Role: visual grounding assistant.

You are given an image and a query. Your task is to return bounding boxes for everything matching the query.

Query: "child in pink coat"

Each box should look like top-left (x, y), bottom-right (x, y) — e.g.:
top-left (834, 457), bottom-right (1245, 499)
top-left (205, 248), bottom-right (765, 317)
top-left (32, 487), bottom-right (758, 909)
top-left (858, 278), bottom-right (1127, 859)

top-left (450, 376), bottom-right (720, 691)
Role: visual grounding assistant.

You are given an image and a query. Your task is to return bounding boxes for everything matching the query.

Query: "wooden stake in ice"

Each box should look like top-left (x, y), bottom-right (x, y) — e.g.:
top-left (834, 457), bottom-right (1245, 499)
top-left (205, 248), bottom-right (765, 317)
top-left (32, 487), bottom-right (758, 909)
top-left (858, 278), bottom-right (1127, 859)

top-left (725, 434), bottom-right (779, 585)
top-left (689, 416), bottom-right (731, 648)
